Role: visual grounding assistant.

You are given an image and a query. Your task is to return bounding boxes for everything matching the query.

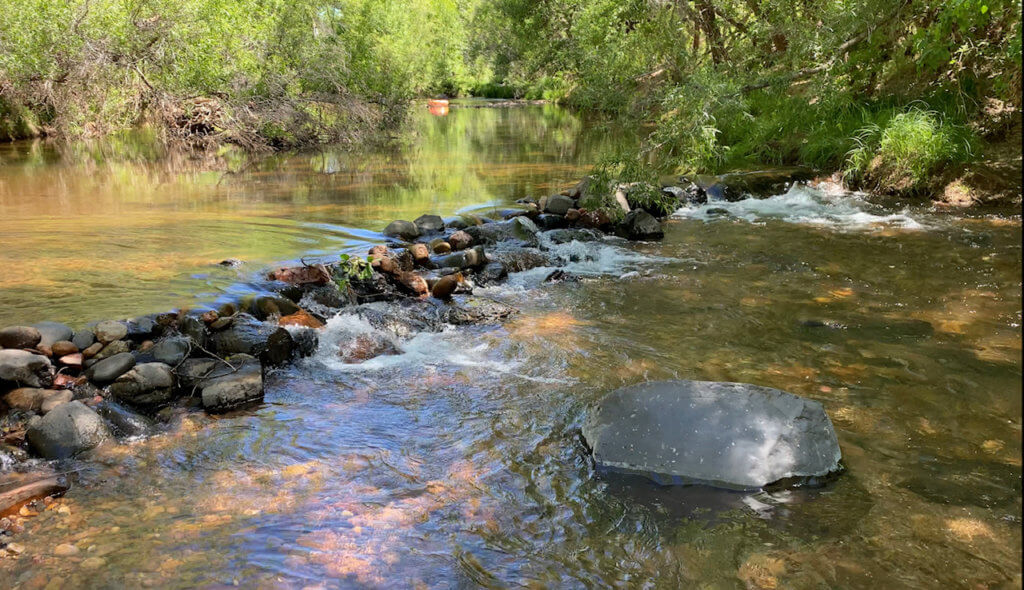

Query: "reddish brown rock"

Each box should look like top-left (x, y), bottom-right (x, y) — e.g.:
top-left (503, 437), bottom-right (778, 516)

top-left (396, 272), bottom-right (429, 296)
top-left (268, 263), bottom-right (332, 286)
top-left (139, 340), bottom-right (154, 352)
top-left (82, 343), bottom-right (103, 359)
top-left (278, 310), bottom-right (325, 329)
top-left (565, 209), bottom-right (581, 222)
top-left (3, 388), bottom-right (46, 411)
top-left (448, 230), bottom-right (473, 251)
top-left (35, 344), bottom-right (52, 357)
top-left (39, 390), bottom-right (72, 414)
top-left (368, 245), bottom-right (390, 260)
top-left (409, 243), bottom-right (431, 265)
top-left (53, 374), bottom-right (85, 389)
top-left (200, 310), bottom-right (219, 324)
top-left (579, 209), bottom-right (613, 229)
top-left (50, 341), bottom-right (78, 358)
top-left (0, 326), bottom-right (41, 350)
top-left (58, 353), bottom-right (84, 369)
top-left (374, 256), bottom-right (399, 275)
top-left (431, 273), bottom-right (463, 301)
top-left (338, 334), bottom-right (400, 364)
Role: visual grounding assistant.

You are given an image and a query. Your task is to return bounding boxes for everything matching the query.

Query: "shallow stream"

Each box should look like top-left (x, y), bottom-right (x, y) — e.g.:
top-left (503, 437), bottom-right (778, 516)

top-left (1, 103), bottom-right (1021, 588)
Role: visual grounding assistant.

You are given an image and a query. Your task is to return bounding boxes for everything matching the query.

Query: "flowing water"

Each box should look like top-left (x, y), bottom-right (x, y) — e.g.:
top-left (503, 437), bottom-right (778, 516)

top-left (0, 104), bottom-right (1021, 589)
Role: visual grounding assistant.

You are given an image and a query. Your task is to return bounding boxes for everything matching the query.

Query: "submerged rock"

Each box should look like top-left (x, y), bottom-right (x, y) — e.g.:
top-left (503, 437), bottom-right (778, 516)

top-left (476, 262), bottom-right (508, 286)
top-left (492, 248), bottom-right (550, 272)
top-left (583, 380), bottom-right (842, 490)
top-left (338, 333), bottom-right (401, 364)
top-left (684, 167), bottom-right (816, 202)
top-left (26, 401), bottom-right (110, 459)
top-left (542, 228), bottom-right (603, 244)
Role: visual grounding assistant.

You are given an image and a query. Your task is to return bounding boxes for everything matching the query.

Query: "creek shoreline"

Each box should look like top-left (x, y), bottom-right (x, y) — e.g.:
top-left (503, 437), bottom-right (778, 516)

top-left (1, 169), bottom-right (724, 530)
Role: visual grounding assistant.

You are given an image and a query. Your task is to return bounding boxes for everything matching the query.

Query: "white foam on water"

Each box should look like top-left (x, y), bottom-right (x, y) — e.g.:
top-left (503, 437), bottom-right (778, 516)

top-left (672, 184), bottom-right (926, 230)
top-left (477, 234), bottom-right (676, 292)
top-left (309, 311), bottom-right (517, 374)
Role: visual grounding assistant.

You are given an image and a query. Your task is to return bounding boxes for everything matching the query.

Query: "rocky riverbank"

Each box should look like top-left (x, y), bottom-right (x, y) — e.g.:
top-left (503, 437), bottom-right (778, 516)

top-left (0, 171), bottom-right (728, 530)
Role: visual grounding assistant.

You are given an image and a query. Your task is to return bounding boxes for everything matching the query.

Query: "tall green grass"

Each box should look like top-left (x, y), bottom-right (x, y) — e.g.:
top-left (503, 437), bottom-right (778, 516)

top-left (845, 107), bottom-right (976, 189)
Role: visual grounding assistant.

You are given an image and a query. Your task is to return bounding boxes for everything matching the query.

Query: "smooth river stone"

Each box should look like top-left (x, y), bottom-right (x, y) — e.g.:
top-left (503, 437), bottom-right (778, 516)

top-left (582, 380), bottom-right (842, 490)
top-left (26, 401), bottom-right (110, 459)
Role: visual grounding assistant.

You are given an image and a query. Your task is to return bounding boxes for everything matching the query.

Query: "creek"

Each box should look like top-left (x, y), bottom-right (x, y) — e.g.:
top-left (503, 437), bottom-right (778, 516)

top-left (0, 102), bottom-right (1021, 588)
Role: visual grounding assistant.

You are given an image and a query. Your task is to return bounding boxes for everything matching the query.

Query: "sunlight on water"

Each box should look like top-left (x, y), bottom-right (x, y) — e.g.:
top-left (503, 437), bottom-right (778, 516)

top-left (0, 105), bottom-right (1020, 589)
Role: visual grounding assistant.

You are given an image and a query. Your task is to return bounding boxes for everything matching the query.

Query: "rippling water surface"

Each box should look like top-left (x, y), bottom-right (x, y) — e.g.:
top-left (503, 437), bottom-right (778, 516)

top-left (0, 104), bottom-right (1021, 589)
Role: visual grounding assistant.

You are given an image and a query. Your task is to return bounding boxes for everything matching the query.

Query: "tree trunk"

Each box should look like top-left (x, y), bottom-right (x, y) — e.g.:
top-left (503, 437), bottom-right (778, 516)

top-left (695, 0), bottom-right (726, 64)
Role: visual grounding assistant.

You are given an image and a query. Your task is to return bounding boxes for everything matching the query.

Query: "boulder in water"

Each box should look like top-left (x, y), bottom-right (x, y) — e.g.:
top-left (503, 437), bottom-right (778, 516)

top-left (414, 214), bottom-right (445, 234)
top-left (582, 380), bottom-right (842, 490)
top-left (26, 401), bottom-right (110, 459)
top-left (544, 194), bottom-right (575, 215)
top-left (200, 354), bottom-right (264, 412)
top-left (383, 220), bottom-right (420, 241)
top-left (84, 352), bottom-right (135, 384)
top-left (617, 209), bottom-right (664, 241)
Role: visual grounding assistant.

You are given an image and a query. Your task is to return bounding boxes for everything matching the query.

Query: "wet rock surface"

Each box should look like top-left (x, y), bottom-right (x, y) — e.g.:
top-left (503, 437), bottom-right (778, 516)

top-left (0, 350), bottom-right (53, 388)
top-left (84, 352), bottom-right (136, 384)
top-left (199, 355), bottom-right (264, 412)
top-left (583, 380), bottom-right (842, 490)
top-left (383, 219), bottom-right (420, 240)
top-left (618, 209), bottom-right (664, 241)
top-left (108, 363), bottom-right (176, 408)
top-left (1, 174), bottom-right (682, 474)
top-left (95, 401), bottom-right (156, 439)
top-left (26, 401), bottom-right (110, 459)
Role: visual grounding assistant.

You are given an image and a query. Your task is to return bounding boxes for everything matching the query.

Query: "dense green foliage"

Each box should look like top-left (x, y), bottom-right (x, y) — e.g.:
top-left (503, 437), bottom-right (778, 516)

top-left (468, 0), bottom-right (1022, 193)
top-left (0, 0), bottom-right (485, 145)
top-left (2, 0), bottom-right (1020, 193)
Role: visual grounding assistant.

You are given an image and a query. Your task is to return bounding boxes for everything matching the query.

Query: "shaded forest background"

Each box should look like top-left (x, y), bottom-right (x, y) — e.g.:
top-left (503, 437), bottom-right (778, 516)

top-left (1, 0), bottom-right (1021, 195)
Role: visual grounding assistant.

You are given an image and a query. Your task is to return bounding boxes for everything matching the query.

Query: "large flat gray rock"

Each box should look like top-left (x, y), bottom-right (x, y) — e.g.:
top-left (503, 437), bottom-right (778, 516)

top-left (582, 380), bottom-right (842, 490)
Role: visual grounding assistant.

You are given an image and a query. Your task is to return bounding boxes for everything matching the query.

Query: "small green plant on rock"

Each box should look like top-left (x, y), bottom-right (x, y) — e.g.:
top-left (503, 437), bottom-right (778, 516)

top-left (334, 254), bottom-right (375, 289)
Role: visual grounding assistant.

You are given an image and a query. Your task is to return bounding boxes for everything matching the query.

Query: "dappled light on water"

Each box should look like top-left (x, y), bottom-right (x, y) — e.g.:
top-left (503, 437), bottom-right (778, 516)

top-left (0, 105), bottom-right (1020, 588)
